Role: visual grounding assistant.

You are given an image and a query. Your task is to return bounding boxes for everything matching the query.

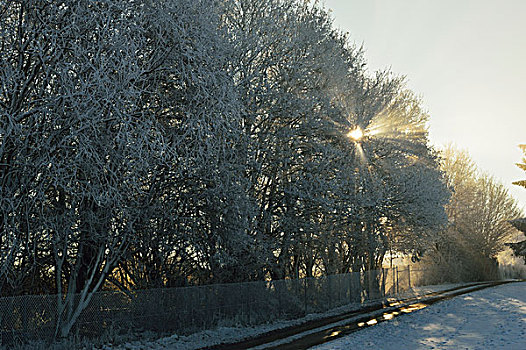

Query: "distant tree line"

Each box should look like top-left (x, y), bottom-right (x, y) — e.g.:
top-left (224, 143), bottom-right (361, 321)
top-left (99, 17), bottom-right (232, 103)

top-left (422, 146), bottom-right (522, 282)
top-left (0, 0), bottom-right (519, 337)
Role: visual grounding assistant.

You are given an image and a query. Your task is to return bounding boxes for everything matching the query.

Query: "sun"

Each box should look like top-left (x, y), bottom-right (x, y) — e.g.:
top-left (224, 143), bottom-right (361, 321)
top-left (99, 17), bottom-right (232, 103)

top-left (347, 127), bottom-right (364, 141)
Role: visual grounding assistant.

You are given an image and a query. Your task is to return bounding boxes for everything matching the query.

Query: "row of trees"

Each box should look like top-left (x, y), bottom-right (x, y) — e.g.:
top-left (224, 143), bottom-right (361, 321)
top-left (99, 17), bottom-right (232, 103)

top-left (0, 0), bottom-right (449, 294)
top-left (422, 146), bottom-right (523, 282)
top-left (4, 0), bottom-right (521, 337)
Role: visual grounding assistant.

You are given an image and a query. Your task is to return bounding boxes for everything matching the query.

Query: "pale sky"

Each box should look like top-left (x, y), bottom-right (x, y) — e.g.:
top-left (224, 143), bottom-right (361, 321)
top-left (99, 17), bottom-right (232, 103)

top-left (324, 0), bottom-right (526, 208)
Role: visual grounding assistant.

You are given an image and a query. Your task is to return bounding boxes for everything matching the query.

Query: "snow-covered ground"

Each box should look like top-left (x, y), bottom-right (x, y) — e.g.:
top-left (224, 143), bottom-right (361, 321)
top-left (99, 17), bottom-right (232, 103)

top-left (313, 282), bottom-right (526, 350)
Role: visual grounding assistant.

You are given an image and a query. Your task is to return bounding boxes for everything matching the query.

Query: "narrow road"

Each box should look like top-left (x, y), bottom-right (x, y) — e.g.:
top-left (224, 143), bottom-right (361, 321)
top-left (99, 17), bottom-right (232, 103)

top-left (312, 281), bottom-right (526, 350)
top-left (207, 281), bottom-right (514, 350)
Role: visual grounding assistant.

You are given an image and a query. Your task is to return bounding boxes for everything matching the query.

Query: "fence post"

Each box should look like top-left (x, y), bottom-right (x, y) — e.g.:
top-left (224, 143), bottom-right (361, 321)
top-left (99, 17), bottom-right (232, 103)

top-left (349, 272), bottom-right (352, 303)
top-left (389, 266), bottom-right (396, 294)
top-left (328, 276), bottom-right (332, 310)
top-left (368, 269), bottom-right (371, 300)
top-left (303, 278), bottom-right (307, 315)
top-left (407, 265), bottom-right (411, 288)
top-left (381, 267), bottom-right (387, 298)
top-left (276, 281), bottom-right (281, 319)
top-left (396, 266), bottom-right (400, 294)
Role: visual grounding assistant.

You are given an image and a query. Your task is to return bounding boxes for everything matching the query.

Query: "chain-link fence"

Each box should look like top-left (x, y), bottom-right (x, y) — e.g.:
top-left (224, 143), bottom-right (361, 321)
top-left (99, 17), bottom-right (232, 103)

top-left (0, 266), bottom-right (427, 345)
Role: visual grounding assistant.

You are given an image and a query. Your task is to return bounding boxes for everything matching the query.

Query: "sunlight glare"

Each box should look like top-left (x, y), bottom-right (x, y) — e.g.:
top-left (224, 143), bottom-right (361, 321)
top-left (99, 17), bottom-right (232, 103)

top-left (355, 142), bottom-right (368, 164)
top-left (400, 303), bottom-right (427, 313)
top-left (366, 318), bottom-right (378, 326)
top-left (347, 127), bottom-right (364, 141)
top-left (383, 312), bottom-right (395, 320)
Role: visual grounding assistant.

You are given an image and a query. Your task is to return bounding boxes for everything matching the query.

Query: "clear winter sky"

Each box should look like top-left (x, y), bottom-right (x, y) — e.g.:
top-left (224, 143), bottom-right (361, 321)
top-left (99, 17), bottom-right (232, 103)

top-left (324, 0), bottom-right (526, 208)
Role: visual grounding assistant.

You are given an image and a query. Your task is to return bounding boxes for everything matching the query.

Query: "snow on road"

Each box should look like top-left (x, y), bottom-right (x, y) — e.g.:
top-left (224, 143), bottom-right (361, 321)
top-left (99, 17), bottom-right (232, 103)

top-left (312, 282), bottom-right (526, 350)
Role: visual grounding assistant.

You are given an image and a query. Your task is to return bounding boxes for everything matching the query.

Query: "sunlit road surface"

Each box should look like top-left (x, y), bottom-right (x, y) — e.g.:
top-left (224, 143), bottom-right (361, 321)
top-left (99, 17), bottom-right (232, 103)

top-left (260, 301), bottom-right (434, 350)
top-left (319, 302), bottom-right (429, 344)
top-left (356, 302), bottom-right (427, 327)
top-left (311, 281), bottom-right (526, 350)
top-left (241, 280), bottom-right (515, 350)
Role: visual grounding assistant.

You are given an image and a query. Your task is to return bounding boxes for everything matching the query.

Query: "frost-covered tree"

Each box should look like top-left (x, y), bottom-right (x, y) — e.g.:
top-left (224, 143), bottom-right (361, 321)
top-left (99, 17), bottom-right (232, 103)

top-left (221, 0), bottom-right (354, 279)
top-left (0, 0), bottom-right (245, 335)
top-left (0, 0), bottom-right (179, 336)
top-left (0, 0), bottom-right (457, 337)
top-left (108, 0), bottom-right (253, 288)
top-left (424, 147), bottom-right (522, 282)
top-left (322, 73), bottom-right (450, 276)
top-left (220, 0), bottom-right (450, 280)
